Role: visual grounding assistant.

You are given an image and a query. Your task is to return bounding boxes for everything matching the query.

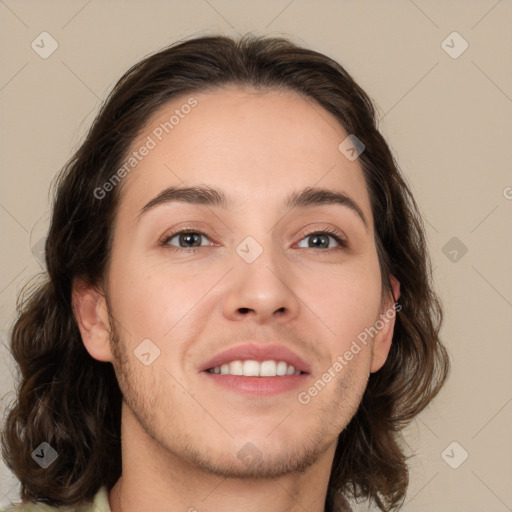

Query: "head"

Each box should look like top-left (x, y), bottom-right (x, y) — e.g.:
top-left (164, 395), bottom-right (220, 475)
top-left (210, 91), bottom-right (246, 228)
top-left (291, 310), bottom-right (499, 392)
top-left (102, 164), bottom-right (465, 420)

top-left (1, 34), bottom-right (449, 511)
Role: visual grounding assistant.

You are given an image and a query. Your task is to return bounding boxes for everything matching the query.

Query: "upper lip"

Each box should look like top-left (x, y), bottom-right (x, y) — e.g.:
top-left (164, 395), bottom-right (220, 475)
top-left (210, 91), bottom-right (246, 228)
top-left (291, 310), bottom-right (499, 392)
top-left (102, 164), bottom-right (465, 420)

top-left (199, 343), bottom-right (311, 374)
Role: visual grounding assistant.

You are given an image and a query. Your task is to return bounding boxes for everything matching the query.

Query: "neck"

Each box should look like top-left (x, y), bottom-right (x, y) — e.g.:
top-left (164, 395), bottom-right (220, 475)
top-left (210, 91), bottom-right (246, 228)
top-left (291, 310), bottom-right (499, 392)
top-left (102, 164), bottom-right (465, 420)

top-left (108, 403), bottom-right (336, 512)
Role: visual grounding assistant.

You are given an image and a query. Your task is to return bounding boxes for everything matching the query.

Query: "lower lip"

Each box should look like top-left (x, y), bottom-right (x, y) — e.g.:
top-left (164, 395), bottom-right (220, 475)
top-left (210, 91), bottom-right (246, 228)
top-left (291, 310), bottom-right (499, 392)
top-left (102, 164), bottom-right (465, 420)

top-left (203, 372), bottom-right (309, 395)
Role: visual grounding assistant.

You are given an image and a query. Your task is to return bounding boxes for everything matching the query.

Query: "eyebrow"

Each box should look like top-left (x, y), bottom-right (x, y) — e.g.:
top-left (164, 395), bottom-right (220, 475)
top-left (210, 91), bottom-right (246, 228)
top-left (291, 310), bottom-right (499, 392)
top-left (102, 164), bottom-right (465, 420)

top-left (138, 185), bottom-right (232, 220)
top-left (286, 187), bottom-right (368, 228)
top-left (138, 184), bottom-right (368, 228)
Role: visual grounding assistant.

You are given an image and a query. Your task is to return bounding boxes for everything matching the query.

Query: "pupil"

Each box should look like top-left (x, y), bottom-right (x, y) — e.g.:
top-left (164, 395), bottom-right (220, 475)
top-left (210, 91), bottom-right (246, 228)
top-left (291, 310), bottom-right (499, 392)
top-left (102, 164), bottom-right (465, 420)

top-left (310, 234), bottom-right (328, 248)
top-left (181, 233), bottom-right (200, 247)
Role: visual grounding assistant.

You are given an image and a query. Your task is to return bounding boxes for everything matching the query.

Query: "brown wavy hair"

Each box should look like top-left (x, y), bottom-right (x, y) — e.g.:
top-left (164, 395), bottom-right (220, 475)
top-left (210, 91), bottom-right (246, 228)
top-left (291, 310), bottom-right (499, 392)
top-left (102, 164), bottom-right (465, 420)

top-left (1, 34), bottom-right (449, 511)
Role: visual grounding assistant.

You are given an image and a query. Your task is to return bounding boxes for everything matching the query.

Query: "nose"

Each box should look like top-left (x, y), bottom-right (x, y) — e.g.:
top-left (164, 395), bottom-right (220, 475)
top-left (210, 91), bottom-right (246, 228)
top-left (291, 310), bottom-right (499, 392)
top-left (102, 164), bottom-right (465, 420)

top-left (222, 243), bottom-right (300, 325)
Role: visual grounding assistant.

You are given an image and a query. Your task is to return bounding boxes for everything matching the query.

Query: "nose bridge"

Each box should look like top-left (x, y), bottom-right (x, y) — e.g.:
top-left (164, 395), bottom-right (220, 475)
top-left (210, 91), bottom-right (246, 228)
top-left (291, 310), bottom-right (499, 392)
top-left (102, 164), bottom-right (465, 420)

top-left (222, 231), bottom-right (300, 322)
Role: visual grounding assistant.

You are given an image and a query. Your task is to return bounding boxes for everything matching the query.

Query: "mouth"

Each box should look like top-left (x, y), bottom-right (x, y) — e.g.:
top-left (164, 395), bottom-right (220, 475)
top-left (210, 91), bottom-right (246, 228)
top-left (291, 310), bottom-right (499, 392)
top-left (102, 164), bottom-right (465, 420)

top-left (206, 359), bottom-right (304, 377)
top-left (200, 343), bottom-right (310, 396)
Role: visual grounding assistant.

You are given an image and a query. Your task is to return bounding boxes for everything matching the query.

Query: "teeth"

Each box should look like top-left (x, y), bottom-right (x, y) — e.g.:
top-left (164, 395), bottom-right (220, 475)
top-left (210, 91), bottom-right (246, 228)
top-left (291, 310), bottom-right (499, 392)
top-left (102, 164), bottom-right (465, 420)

top-left (229, 360), bottom-right (243, 376)
top-left (260, 360), bottom-right (276, 377)
top-left (208, 360), bottom-right (302, 377)
top-left (243, 360), bottom-right (260, 377)
top-left (276, 361), bottom-right (288, 376)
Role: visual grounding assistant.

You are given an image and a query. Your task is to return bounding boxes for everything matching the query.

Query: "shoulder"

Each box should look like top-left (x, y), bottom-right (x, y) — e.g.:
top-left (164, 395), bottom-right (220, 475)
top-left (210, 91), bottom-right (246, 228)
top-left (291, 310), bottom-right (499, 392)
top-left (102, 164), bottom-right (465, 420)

top-left (2, 486), bottom-right (110, 512)
top-left (2, 502), bottom-right (64, 512)
top-left (332, 491), bottom-right (354, 512)
top-left (2, 503), bottom-right (68, 512)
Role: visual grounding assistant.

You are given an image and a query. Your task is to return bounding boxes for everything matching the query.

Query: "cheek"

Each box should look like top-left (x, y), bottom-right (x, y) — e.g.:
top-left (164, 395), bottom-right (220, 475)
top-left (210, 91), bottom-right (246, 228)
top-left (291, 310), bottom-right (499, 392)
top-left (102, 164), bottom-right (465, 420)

top-left (108, 256), bottom-right (219, 343)
top-left (298, 258), bottom-right (383, 346)
top-left (108, 238), bottom-right (383, 353)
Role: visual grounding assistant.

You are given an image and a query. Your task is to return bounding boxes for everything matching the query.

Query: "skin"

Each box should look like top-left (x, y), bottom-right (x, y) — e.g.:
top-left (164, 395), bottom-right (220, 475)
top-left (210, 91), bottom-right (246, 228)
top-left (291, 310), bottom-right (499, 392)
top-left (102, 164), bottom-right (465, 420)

top-left (73, 86), bottom-right (399, 512)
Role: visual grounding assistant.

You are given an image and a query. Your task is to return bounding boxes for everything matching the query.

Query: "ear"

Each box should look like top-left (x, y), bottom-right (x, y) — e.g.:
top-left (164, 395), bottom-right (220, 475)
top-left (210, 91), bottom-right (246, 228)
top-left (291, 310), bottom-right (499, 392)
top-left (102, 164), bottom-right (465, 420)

top-left (72, 278), bottom-right (114, 362)
top-left (370, 275), bottom-right (401, 373)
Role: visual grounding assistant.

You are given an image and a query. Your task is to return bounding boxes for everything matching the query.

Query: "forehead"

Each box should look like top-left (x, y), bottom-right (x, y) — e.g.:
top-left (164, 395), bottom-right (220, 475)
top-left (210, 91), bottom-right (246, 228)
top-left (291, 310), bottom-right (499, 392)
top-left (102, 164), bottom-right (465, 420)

top-left (118, 86), bottom-right (372, 223)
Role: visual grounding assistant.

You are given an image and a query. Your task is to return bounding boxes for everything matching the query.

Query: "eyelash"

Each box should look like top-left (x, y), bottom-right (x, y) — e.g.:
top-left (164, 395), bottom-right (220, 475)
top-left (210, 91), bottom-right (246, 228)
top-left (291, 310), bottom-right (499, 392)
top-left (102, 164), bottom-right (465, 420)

top-left (160, 227), bottom-right (347, 253)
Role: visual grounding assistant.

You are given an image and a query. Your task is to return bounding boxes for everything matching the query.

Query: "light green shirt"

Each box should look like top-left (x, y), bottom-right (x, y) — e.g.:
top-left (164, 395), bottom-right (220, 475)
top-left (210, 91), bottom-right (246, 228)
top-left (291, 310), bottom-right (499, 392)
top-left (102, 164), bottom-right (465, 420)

top-left (3, 487), bottom-right (353, 511)
top-left (1, 487), bottom-right (110, 512)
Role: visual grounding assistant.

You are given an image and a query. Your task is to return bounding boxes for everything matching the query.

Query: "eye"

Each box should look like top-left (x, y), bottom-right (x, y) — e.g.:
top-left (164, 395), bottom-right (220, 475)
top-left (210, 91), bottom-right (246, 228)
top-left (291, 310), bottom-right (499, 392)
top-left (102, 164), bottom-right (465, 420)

top-left (161, 230), bottom-right (213, 251)
top-left (296, 228), bottom-right (347, 250)
top-left (160, 227), bottom-right (347, 253)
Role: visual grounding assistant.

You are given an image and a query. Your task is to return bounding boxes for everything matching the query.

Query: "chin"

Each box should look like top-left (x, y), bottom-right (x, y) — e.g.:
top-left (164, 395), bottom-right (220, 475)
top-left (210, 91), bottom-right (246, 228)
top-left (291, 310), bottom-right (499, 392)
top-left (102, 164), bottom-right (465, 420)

top-left (186, 443), bottom-right (322, 479)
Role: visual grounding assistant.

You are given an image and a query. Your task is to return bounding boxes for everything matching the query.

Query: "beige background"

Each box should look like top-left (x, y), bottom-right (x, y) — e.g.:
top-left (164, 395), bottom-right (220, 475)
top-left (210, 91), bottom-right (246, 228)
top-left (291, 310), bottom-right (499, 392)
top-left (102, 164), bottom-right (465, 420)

top-left (1, 1), bottom-right (511, 510)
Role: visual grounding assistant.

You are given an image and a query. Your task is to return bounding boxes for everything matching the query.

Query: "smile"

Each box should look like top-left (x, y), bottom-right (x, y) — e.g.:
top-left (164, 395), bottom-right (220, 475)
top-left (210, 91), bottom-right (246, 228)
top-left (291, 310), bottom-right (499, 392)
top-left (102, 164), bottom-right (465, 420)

top-left (206, 359), bottom-right (303, 377)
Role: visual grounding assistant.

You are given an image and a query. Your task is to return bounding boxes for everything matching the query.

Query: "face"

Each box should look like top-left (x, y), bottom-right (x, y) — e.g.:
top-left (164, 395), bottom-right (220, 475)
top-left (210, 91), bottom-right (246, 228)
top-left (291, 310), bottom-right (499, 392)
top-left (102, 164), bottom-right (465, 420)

top-left (83, 86), bottom-right (397, 478)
